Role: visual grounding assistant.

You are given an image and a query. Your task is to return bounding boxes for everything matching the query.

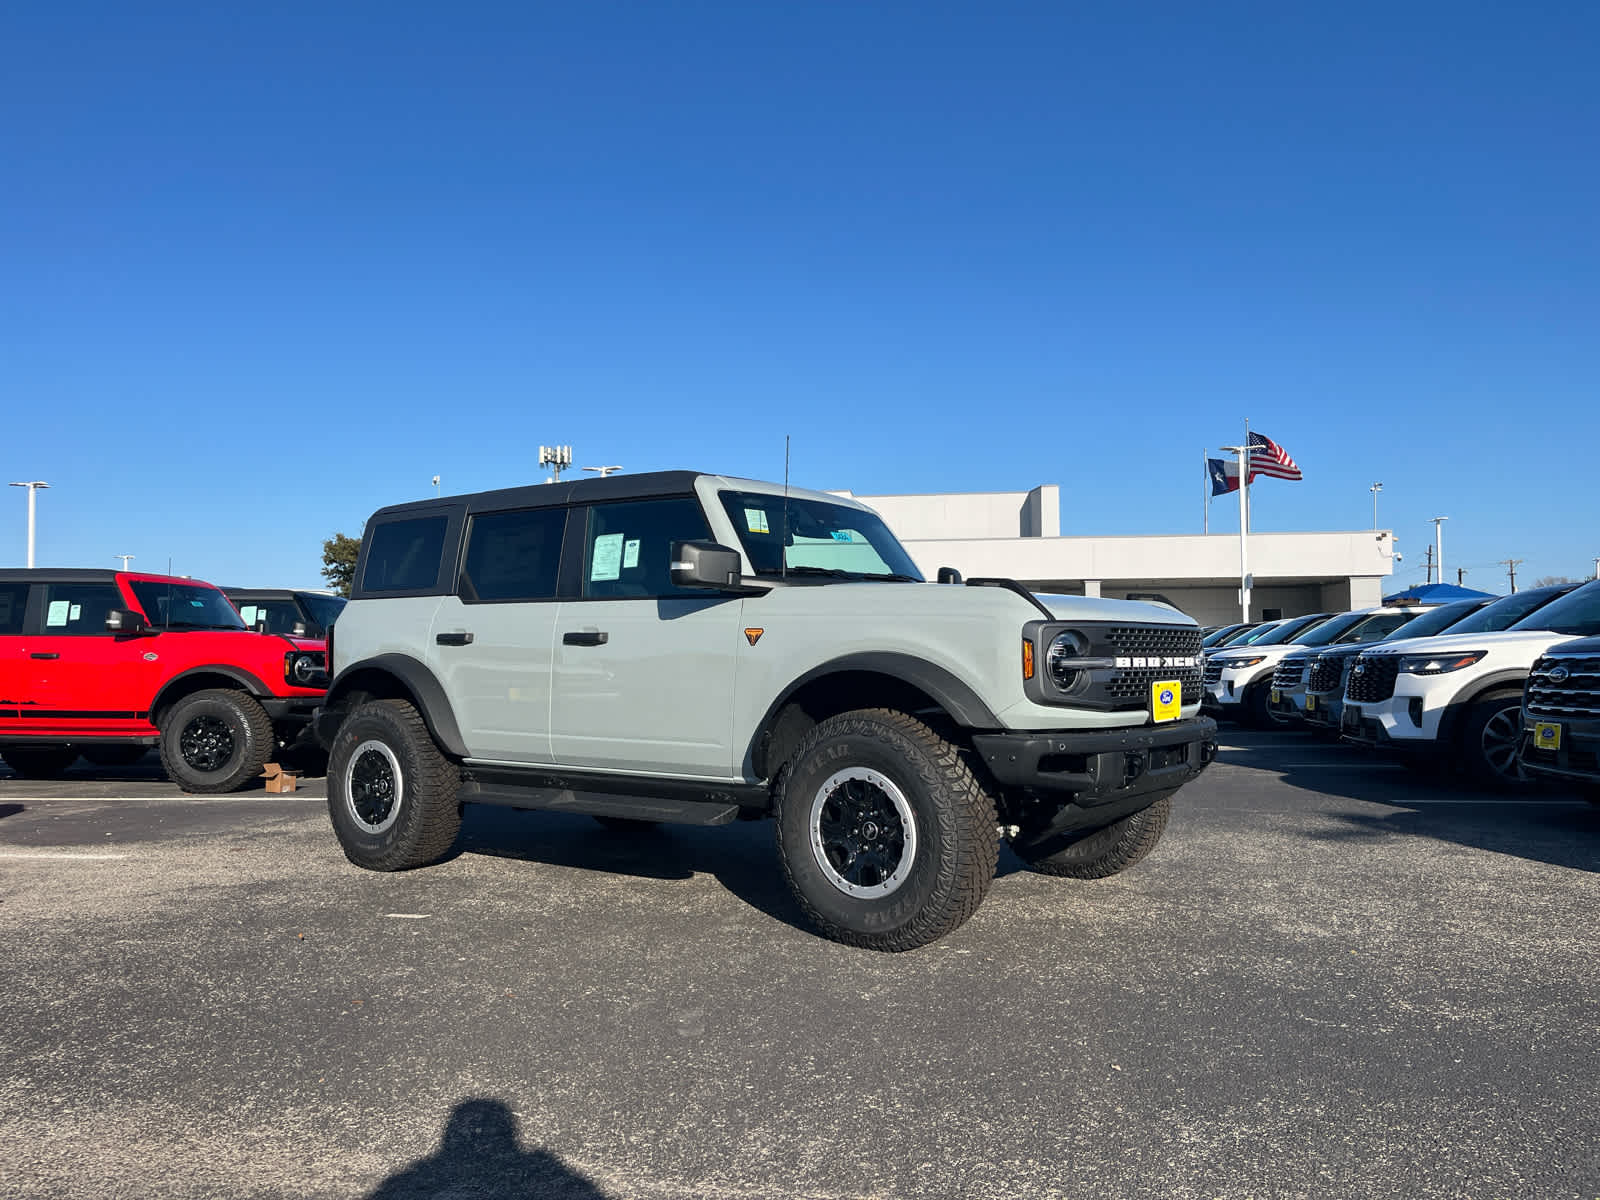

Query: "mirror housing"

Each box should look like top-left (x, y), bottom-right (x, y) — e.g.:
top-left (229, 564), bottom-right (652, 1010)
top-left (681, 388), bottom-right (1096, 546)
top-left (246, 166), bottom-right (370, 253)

top-left (106, 609), bottom-right (150, 635)
top-left (292, 621), bottom-right (308, 637)
top-left (937, 567), bottom-right (963, 584)
top-left (670, 541), bottom-right (767, 594)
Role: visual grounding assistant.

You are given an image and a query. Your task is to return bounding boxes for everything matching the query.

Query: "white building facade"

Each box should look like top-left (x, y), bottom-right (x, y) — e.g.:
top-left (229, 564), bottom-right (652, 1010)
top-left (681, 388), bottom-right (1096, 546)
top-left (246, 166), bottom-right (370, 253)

top-left (839, 485), bottom-right (1396, 627)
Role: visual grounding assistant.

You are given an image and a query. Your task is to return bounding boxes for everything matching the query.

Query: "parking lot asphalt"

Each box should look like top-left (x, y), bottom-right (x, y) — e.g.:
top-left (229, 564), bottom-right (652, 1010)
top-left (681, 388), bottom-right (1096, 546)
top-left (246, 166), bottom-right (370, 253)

top-left (1, 737), bottom-right (1597, 1200)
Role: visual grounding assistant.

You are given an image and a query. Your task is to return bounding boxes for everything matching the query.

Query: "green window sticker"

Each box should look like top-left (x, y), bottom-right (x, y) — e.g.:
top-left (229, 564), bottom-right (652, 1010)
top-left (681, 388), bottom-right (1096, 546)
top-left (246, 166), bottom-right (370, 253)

top-left (590, 533), bottom-right (624, 581)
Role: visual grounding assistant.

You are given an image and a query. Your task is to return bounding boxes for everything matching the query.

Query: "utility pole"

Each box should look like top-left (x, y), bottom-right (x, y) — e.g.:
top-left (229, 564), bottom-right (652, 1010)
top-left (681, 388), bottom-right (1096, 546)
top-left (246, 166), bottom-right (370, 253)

top-left (1456, 567), bottom-right (1466, 586)
top-left (1370, 482), bottom-right (1383, 531)
top-left (1424, 544), bottom-right (1435, 584)
top-left (8, 481), bottom-right (49, 568)
top-left (538, 445), bottom-right (573, 483)
top-left (1430, 516), bottom-right (1448, 586)
top-left (1501, 558), bottom-right (1524, 593)
top-left (115, 555), bottom-right (135, 571)
top-left (1593, 556), bottom-right (1599, 580)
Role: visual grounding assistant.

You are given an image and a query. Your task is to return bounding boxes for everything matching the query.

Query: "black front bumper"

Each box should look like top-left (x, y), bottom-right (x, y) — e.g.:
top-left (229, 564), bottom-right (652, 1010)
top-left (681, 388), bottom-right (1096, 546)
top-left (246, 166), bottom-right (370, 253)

top-left (1520, 714), bottom-right (1600, 786)
top-left (971, 717), bottom-right (1217, 803)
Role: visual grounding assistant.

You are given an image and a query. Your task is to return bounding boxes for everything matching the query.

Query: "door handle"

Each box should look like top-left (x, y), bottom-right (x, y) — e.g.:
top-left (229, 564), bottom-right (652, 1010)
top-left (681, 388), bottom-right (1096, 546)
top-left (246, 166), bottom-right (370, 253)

top-left (562, 630), bottom-right (609, 646)
top-left (30, 652), bottom-right (60, 660)
top-left (435, 632), bottom-right (474, 646)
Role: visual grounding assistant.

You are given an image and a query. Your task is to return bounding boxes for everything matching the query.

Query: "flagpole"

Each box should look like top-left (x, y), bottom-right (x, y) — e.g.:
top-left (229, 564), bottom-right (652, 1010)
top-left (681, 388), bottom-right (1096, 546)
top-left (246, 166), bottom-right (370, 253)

top-left (1243, 417), bottom-right (1252, 534)
top-left (1222, 442), bottom-right (1251, 622)
top-left (1203, 448), bottom-right (1209, 535)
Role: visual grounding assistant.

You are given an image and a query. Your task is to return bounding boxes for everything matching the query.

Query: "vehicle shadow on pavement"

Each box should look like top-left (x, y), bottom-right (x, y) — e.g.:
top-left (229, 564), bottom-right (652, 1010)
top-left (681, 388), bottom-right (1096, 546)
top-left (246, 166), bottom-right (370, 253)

top-left (0, 803), bottom-right (22, 820)
top-left (1220, 729), bottom-right (1600, 873)
top-left (453, 806), bottom-right (815, 934)
top-left (366, 1098), bottom-right (611, 1199)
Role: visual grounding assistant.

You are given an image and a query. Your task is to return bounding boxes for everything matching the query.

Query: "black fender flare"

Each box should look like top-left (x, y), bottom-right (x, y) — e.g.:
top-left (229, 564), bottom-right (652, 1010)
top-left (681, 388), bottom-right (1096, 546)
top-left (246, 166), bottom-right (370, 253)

top-left (326, 653), bottom-right (470, 759)
top-left (1439, 670), bottom-right (1529, 744)
top-left (747, 651), bottom-right (1002, 777)
top-left (151, 666), bottom-right (273, 722)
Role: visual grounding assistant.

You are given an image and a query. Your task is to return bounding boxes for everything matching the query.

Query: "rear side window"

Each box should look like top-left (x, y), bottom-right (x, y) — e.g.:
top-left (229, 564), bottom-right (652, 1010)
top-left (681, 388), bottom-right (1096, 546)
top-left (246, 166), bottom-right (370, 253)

top-left (0, 583), bottom-right (26, 634)
top-left (580, 497), bottom-right (711, 599)
top-left (461, 508), bottom-right (566, 602)
top-left (363, 517), bottom-right (448, 593)
top-left (39, 583), bottom-right (123, 635)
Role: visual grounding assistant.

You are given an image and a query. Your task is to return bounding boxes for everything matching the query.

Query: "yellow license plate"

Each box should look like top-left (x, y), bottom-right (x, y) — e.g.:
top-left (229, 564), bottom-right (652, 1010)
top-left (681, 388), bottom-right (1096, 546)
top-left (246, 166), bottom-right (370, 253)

top-left (1152, 680), bottom-right (1181, 723)
top-left (1305, 695), bottom-right (1317, 711)
top-left (1270, 689), bottom-right (1281, 704)
top-left (1534, 722), bottom-right (1562, 750)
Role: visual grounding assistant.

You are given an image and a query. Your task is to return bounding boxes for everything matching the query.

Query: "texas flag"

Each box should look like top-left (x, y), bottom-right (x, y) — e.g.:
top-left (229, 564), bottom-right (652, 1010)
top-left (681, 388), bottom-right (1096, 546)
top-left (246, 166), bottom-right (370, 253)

top-left (1207, 456), bottom-right (1244, 496)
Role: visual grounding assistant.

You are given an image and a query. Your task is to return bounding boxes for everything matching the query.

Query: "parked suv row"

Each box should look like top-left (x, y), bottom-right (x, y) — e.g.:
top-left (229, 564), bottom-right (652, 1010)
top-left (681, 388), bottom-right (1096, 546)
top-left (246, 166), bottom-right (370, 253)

top-left (1521, 633), bottom-right (1600, 799)
top-left (0, 569), bottom-right (327, 791)
top-left (314, 470), bottom-right (1219, 951)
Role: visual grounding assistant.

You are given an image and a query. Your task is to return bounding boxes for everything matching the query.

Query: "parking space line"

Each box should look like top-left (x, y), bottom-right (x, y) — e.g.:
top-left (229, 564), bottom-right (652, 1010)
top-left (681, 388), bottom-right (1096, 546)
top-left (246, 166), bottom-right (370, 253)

top-left (0, 851), bottom-right (131, 860)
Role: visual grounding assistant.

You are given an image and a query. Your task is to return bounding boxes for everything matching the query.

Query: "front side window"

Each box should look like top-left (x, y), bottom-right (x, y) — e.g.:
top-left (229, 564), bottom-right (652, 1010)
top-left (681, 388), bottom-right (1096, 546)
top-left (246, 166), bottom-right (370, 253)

top-left (717, 491), bottom-right (923, 582)
top-left (129, 581), bottom-right (247, 631)
top-left (580, 497), bottom-right (711, 599)
top-left (0, 583), bottom-right (26, 635)
top-left (237, 600), bottom-right (307, 635)
top-left (462, 507), bottom-right (566, 602)
top-left (41, 583), bottom-right (134, 635)
top-left (362, 517), bottom-right (448, 593)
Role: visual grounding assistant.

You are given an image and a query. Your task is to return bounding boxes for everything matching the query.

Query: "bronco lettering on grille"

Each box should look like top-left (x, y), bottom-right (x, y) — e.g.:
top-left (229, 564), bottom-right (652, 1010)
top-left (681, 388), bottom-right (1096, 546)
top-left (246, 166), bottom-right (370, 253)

top-left (1114, 655), bottom-right (1197, 669)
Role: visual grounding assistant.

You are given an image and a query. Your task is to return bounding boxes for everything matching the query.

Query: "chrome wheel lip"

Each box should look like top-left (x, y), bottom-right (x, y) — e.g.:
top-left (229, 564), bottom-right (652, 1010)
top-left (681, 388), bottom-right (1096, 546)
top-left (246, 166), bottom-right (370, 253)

top-left (809, 765), bottom-right (918, 899)
top-left (346, 740), bottom-right (403, 834)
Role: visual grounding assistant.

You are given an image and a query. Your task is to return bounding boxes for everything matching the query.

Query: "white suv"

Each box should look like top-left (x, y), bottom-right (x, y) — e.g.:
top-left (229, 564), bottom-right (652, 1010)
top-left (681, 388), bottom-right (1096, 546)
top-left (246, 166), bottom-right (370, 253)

top-left (1342, 580), bottom-right (1600, 787)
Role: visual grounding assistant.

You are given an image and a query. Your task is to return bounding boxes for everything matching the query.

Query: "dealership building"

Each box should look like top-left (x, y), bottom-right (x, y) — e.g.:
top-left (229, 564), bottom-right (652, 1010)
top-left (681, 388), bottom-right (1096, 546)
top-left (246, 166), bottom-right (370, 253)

top-left (838, 484), bottom-right (1397, 627)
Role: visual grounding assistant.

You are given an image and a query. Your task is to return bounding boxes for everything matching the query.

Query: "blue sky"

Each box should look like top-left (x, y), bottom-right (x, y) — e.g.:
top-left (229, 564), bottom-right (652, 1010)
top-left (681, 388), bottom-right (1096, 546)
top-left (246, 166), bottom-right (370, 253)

top-left (3, 2), bottom-right (1596, 590)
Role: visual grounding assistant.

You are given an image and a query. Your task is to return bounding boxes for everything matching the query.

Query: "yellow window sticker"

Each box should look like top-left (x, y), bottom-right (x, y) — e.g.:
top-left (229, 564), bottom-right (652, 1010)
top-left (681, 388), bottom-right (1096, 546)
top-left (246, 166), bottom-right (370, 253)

top-left (1152, 680), bottom-right (1181, 723)
top-left (1534, 722), bottom-right (1561, 751)
top-left (745, 508), bottom-right (770, 534)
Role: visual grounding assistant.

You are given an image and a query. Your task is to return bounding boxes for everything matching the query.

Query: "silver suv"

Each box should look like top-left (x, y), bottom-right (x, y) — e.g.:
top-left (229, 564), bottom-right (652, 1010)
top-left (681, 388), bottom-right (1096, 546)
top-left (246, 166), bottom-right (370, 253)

top-left (313, 472), bottom-right (1217, 950)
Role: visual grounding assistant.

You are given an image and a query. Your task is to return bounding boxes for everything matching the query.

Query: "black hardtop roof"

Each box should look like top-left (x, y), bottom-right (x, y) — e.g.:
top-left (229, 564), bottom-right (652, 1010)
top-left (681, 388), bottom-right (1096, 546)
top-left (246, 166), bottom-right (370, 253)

top-left (0, 569), bottom-right (214, 586)
top-left (366, 470), bottom-right (708, 523)
top-left (221, 587), bottom-right (303, 599)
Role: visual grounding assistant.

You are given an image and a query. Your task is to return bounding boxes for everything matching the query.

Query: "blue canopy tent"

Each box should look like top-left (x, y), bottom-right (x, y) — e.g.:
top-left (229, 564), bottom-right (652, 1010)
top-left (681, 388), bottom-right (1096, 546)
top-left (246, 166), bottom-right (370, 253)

top-left (1382, 582), bottom-right (1497, 605)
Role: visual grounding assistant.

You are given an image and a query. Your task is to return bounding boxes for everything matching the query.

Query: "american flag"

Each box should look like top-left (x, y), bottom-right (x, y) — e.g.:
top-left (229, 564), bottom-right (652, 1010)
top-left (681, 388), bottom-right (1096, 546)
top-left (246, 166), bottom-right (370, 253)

top-left (1248, 431), bottom-right (1303, 481)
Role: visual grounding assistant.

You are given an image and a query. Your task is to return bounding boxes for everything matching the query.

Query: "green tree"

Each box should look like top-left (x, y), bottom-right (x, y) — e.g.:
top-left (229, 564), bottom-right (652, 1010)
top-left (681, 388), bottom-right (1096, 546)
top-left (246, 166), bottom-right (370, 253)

top-left (322, 531), bottom-right (361, 598)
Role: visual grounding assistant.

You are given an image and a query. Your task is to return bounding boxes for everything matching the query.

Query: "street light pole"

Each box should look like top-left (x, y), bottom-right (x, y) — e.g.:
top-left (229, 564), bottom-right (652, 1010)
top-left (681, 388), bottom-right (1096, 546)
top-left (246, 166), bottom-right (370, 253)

top-left (8, 481), bottom-right (49, 568)
top-left (1430, 516), bottom-right (1448, 585)
top-left (115, 555), bottom-right (135, 571)
top-left (1370, 482), bottom-right (1382, 531)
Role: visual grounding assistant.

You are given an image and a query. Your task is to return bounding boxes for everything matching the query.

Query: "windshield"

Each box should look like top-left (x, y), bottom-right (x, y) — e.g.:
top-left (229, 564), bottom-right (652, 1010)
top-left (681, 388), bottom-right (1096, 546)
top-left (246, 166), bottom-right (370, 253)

top-left (1293, 610), bottom-right (1374, 648)
top-left (1249, 614), bottom-right (1332, 647)
top-left (130, 580), bottom-right (248, 631)
top-left (1446, 587), bottom-right (1567, 635)
top-left (300, 593), bottom-right (346, 630)
top-left (1378, 600), bottom-right (1484, 642)
top-left (1227, 621), bottom-right (1284, 645)
top-left (1203, 624), bottom-right (1248, 647)
top-left (719, 491), bottom-right (924, 581)
top-left (1333, 610), bottom-right (1428, 644)
top-left (1509, 580), bottom-right (1600, 636)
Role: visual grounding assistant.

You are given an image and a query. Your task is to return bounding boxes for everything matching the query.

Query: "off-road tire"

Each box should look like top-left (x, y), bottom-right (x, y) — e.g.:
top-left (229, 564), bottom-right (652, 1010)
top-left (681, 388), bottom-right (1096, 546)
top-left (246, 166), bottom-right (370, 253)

top-left (775, 708), bottom-right (998, 952)
top-left (80, 746), bottom-right (151, 768)
top-left (327, 699), bottom-right (461, 871)
top-left (1456, 693), bottom-right (1533, 792)
top-left (1, 747), bottom-right (80, 778)
top-left (1015, 794), bottom-right (1174, 879)
top-left (159, 689), bottom-right (275, 794)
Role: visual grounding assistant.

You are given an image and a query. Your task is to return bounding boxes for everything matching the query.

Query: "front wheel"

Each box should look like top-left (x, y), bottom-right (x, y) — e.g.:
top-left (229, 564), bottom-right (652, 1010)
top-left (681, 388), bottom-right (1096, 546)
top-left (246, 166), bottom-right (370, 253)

top-left (1456, 695), bottom-right (1532, 791)
top-left (159, 689), bottom-right (275, 793)
top-left (775, 708), bottom-right (998, 952)
top-left (326, 699), bottom-right (461, 871)
top-left (1014, 795), bottom-right (1174, 879)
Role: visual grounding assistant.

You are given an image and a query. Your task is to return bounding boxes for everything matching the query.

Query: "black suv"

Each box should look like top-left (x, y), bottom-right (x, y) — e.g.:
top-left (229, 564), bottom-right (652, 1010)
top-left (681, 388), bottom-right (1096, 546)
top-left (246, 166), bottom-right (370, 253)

top-left (224, 589), bottom-right (346, 638)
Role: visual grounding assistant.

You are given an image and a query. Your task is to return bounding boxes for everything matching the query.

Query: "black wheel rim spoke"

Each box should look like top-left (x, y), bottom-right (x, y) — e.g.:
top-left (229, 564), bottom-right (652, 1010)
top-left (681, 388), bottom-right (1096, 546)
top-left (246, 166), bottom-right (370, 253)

top-left (817, 776), bottom-right (907, 888)
top-left (351, 750), bottom-right (397, 826)
top-left (180, 715), bottom-right (235, 772)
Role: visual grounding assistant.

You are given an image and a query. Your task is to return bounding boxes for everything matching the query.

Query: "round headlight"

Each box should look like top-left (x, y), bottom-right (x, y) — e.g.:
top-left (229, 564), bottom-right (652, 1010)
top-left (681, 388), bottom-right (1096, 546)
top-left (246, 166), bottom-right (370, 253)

top-left (1047, 631), bottom-right (1089, 691)
top-left (291, 653), bottom-right (318, 684)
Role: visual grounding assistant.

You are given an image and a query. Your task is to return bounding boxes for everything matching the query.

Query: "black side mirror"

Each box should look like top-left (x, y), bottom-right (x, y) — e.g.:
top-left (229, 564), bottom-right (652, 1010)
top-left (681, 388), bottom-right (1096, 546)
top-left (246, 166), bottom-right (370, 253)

top-left (670, 541), bottom-right (767, 594)
top-left (937, 567), bottom-right (963, 584)
top-left (291, 622), bottom-right (308, 637)
top-left (106, 610), bottom-right (150, 635)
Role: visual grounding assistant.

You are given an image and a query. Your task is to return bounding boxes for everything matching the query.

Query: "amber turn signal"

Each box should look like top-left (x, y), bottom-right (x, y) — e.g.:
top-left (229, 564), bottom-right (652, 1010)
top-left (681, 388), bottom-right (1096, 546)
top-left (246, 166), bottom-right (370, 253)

top-left (1022, 638), bottom-right (1035, 680)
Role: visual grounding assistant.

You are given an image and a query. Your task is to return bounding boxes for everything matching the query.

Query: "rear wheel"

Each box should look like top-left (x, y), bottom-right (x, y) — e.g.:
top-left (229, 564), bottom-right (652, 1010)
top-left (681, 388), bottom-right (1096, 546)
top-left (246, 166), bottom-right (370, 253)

top-left (1014, 795), bottom-right (1174, 879)
top-left (1244, 682), bottom-right (1286, 729)
top-left (1456, 694), bottom-right (1532, 791)
top-left (159, 689), bottom-right (275, 794)
top-left (0, 747), bottom-right (80, 778)
top-left (327, 699), bottom-right (461, 871)
top-left (775, 708), bottom-right (998, 952)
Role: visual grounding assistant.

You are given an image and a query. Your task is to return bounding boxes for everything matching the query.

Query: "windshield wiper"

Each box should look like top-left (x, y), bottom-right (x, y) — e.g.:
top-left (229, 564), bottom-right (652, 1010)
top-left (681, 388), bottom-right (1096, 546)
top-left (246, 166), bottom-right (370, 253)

top-left (780, 566), bottom-right (920, 582)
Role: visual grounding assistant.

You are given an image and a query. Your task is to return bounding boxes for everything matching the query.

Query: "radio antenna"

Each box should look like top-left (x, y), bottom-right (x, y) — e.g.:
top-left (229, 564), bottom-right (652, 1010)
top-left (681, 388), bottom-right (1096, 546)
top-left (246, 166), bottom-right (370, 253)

top-left (781, 435), bottom-right (790, 579)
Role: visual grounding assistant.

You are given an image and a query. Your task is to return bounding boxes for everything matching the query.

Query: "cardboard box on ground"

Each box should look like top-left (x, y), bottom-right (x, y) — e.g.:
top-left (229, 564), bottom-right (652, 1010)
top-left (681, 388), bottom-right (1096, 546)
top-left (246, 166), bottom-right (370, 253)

top-left (260, 762), bottom-right (298, 793)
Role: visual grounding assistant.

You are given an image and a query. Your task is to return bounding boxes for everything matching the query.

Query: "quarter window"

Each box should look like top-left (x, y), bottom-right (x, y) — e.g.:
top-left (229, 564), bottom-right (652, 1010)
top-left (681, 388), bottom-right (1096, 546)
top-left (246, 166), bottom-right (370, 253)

top-left (580, 498), bottom-right (711, 599)
top-left (363, 517), bottom-right (448, 593)
top-left (0, 583), bottom-right (26, 635)
top-left (462, 507), bottom-right (566, 602)
top-left (39, 584), bottom-right (124, 635)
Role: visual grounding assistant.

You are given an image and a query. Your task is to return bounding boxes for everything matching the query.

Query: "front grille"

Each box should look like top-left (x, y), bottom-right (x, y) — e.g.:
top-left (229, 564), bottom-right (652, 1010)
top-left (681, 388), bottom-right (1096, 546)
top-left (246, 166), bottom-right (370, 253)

top-left (1346, 655), bottom-right (1400, 703)
top-left (1204, 659), bottom-right (1225, 687)
top-left (1273, 657), bottom-right (1307, 689)
top-left (1307, 656), bottom-right (1346, 694)
top-left (1097, 624), bottom-right (1204, 707)
top-left (1526, 654), bottom-right (1600, 720)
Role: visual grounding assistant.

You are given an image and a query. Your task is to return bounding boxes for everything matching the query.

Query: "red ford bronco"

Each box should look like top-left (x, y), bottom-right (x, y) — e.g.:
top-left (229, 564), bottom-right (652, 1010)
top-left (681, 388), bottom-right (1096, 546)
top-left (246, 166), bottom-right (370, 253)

top-left (0, 569), bottom-right (327, 791)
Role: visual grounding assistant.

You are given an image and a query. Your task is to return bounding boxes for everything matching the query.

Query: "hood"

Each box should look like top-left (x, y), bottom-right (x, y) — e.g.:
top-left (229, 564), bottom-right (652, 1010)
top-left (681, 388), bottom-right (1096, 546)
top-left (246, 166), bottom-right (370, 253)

top-left (1543, 634), bottom-right (1600, 658)
top-left (1363, 629), bottom-right (1578, 658)
top-left (1034, 593), bottom-right (1196, 626)
top-left (280, 634), bottom-right (327, 651)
